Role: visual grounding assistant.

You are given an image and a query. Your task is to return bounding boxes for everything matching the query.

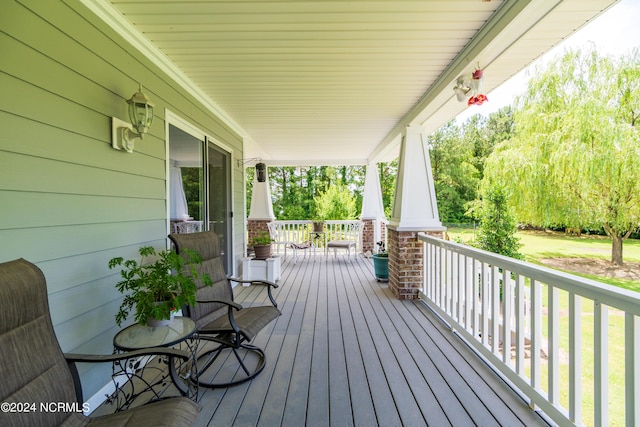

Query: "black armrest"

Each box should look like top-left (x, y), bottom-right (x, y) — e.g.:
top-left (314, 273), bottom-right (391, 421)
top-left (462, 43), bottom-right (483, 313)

top-left (227, 277), bottom-right (278, 308)
top-left (228, 276), bottom-right (279, 289)
top-left (196, 297), bottom-right (245, 335)
top-left (197, 297), bottom-right (244, 334)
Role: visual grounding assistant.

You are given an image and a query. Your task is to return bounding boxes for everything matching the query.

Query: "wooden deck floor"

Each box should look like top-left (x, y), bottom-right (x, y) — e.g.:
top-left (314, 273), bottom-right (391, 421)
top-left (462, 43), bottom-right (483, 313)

top-left (194, 253), bottom-right (549, 427)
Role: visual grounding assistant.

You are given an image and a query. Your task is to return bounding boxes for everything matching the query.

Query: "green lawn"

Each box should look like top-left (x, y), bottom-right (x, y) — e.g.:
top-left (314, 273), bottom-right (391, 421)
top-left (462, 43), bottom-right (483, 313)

top-left (517, 230), bottom-right (640, 261)
top-left (445, 227), bottom-right (638, 426)
top-left (447, 227), bottom-right (640, 291)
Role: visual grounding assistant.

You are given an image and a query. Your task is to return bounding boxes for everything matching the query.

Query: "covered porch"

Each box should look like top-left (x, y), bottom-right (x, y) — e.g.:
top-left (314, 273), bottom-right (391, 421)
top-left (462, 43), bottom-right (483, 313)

top-left (2, 1), bottom-right (632, 426)
top-left (194, 254), bottom-right (547, 426)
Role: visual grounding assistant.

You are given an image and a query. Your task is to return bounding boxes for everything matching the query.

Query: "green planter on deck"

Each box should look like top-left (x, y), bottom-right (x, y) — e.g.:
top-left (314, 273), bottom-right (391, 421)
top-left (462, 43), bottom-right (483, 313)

top-left (372, 253), bottom-right (389, 282)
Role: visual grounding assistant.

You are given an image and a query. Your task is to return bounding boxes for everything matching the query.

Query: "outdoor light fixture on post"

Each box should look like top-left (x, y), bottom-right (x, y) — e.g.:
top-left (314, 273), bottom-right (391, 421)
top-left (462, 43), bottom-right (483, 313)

top-left (255, 162), bottom-right (267, 182)
top-left (111, 84), bottom-right (155, 153)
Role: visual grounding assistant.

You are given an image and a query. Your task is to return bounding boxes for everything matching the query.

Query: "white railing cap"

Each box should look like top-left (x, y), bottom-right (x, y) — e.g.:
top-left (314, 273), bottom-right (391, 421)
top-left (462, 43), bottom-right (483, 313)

top-left (418, 233), bottom-right (640, 315)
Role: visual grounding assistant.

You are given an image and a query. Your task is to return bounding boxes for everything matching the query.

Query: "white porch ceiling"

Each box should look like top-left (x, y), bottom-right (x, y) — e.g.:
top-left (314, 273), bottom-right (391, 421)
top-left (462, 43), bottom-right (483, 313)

top-left (90, 0), bottom-right (617, 165)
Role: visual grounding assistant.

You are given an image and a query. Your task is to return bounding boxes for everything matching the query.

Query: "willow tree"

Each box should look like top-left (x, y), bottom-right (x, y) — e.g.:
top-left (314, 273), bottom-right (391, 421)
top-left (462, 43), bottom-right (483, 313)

top-left (484, 47), bottom-right (640, 265)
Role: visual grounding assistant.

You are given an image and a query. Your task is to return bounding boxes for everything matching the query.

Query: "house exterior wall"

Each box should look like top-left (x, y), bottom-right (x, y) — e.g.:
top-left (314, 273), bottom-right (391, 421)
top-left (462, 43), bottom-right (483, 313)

top-left (0, 0), bottom-right (245, 401)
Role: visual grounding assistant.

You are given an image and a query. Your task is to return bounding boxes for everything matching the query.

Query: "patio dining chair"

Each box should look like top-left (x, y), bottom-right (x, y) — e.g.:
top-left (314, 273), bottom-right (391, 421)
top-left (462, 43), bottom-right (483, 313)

top-left (169, 231), bottom-right (281, 388)
top-left (288, 240), bottom-right (313, 264)
top-left (0, 258), bottom-right (200, 427)
top-left (325, 220), bottom-right (364, 261)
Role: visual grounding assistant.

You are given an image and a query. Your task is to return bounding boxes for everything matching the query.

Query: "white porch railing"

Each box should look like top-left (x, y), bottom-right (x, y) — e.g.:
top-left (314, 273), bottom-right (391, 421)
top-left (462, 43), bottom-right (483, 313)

top-left (324, 220), bottom-right (364, 257)
top-left (267, 220), bottom-right (313, 256)
top-left (268, 220), bottom-right (364, 256)
top-left (418, 233), bottom-right (640, 427)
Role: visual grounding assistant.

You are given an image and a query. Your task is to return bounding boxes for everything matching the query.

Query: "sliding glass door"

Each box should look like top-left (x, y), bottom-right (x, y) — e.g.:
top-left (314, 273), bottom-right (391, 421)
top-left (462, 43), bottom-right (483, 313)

top-left (168, 123), bottom-right (232, 272)
top-left (207, 143), bottom-right (231, 270)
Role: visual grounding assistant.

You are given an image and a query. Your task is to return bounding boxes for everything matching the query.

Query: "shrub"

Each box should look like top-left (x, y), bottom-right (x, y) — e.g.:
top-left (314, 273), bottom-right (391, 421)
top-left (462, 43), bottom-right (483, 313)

top-left (475, 185), bottom-right (522, 259)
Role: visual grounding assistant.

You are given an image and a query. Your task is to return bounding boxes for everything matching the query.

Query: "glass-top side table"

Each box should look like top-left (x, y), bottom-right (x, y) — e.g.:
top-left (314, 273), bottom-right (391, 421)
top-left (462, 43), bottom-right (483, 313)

top-left (109, 317), bottom-right (199, 411)
top-left (114, 317), bottom-right (196, 350)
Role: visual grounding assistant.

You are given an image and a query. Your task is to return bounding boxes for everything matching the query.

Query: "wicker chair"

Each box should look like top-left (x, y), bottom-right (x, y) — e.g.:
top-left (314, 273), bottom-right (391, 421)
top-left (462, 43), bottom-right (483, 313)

top-left (169, 231), bottom-right (281, 388)
top-left (0, 258), bottom-right (200, 427)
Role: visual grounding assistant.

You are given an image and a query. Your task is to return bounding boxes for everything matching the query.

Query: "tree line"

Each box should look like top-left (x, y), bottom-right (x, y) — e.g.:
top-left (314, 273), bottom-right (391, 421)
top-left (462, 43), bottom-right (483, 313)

top-left (248, 47), bottom-right (640, 264)
top-left (246, 108), bottom-right (509, 224)
top-left (486, 47), bottom-right (640, 264)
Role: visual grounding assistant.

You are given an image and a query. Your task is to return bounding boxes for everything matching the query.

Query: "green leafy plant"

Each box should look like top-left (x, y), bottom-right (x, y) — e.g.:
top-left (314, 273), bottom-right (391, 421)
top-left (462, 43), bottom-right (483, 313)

top-left (312, 221), bottom-right (324, 233)
top-left (251, 231), bottom-right (274, 246)
top-left (109, 246), bottom-right (212, 326)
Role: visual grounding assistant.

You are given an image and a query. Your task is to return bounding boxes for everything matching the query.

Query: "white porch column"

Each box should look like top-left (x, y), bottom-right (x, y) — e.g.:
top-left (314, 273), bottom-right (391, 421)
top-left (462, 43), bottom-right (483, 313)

top-left (389, 124), bottom-right (443, 230)
top-left (248, 164), bottom-right (275, 221)
top-left (360, 163), bottom-right (387, 254)
top-left (388, 124), bottom-right (445, 299)
top-left (247, 164), bottom-right (275, 253)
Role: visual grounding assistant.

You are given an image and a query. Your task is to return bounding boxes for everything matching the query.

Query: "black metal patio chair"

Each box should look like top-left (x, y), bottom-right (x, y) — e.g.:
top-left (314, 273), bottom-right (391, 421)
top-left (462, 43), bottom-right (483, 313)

top-left (0, 258), bottom-right (200, 427)
top-left (169, 231), bottom-right (281, 388)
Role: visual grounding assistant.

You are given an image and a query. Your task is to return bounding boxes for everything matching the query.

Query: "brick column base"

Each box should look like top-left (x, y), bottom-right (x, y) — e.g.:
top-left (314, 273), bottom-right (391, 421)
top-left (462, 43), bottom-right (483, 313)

top-left (387, 227), bottom-right (444, 300)
top-left (362, 219), bottom-right (375, 254)
top-left (247, 219), bottom-right (273, 254)
top-left (361, 219), bottom-right (388, 254)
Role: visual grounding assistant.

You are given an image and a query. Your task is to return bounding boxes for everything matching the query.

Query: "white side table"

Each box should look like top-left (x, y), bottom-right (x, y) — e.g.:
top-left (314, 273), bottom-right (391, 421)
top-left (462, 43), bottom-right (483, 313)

top-left (242, 256), bottom-right (281, 284)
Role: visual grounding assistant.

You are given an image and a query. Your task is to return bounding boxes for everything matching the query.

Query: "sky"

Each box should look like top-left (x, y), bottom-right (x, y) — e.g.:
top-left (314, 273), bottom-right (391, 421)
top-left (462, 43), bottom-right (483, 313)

top-left (456, 0), bottom-right (640, 122)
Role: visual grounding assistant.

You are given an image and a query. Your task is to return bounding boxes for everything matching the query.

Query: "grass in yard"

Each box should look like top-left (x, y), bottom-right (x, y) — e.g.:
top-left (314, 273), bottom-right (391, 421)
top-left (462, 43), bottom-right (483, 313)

top-left (517, 231), bottom-right (640, 262)
top-left (570, 271), bottom-right (640, 293)
top-left (447, 227), bottom-right (640, 291)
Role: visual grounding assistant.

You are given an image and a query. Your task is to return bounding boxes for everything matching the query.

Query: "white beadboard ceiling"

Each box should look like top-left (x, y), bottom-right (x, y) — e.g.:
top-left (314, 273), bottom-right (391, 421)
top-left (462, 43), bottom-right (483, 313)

top-left (90, 0), bottom-right (617, 165)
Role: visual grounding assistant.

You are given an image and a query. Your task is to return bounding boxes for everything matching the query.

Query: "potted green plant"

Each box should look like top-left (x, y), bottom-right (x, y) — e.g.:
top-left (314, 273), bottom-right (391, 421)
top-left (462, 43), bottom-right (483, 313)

top-left (312, 220), bottom-right (324, 233)
top-left (372, 240), bottom-right (389, 282)
top-left (109, 246), bottom-right (212, 327)
top-left (251, 231), bottom-right (274, 260)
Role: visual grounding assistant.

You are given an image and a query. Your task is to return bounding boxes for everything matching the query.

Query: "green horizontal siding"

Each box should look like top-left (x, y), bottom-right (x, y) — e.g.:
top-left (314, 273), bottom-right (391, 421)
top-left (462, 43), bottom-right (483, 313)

top-left (0, 221), bottom-right (167, 263)
top-left (0, 0), bottom-right (245, 401)
top-left (0, 151), bottom-right (165, 198)
top-left (0, 191), bottom-right (165, 229)
top-left (0, 111), bottom-right (166, 178)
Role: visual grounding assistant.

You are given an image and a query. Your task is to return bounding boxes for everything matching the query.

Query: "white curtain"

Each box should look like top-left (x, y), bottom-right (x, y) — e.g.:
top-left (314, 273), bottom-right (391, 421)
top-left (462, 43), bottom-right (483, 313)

top-left (170, 165), bottom-right (190, 220)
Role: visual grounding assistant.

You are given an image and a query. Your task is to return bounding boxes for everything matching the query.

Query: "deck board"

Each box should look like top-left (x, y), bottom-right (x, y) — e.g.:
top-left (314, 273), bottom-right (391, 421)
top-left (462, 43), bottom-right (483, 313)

top-left (194, 254), bottom-right (549, 427)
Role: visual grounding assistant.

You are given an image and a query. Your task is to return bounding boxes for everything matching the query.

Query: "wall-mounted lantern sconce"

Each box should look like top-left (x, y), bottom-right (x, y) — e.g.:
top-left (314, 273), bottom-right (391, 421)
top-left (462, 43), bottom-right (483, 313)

top-left (111, 84), bottom-right (155, 153)
top-left (255, 162), bottom-right (267, 182)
